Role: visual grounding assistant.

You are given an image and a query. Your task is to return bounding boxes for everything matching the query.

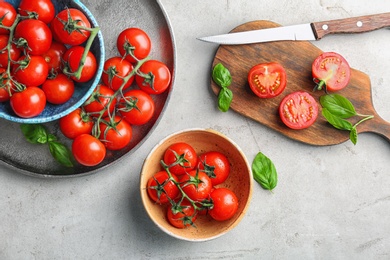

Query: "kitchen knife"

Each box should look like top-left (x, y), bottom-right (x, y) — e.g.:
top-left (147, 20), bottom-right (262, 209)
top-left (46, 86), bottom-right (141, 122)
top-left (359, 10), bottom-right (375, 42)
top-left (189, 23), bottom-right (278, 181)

top-left (198, 12), bottom-right (390, 45)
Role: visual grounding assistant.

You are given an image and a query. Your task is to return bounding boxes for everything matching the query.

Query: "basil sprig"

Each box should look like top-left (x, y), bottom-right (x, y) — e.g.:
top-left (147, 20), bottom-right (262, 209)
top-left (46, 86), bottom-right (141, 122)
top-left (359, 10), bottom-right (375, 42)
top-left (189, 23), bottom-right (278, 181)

top-left (212, 63), bottom-right (233, 112)
top-left (20, 124), bottom-right (73, 167)
top-left (252, 152), bottom-right (278, 191)
top-left (320, 94), bottom-right (374, 145)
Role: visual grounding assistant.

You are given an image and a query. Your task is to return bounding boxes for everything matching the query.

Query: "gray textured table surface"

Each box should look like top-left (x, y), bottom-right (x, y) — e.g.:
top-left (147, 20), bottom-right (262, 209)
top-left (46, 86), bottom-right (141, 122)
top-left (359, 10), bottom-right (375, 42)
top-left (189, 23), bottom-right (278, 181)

top-left (1, 0), bottom-right (390, 259)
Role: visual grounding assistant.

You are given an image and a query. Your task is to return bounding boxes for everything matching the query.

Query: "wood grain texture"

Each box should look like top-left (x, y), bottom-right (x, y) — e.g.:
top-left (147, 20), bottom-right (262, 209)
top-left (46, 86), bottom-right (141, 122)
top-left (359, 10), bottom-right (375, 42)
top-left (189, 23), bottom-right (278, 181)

top-left (210, 20), bottom-right (390, 146)
top-left (312, 12), bottom-right (390, 39)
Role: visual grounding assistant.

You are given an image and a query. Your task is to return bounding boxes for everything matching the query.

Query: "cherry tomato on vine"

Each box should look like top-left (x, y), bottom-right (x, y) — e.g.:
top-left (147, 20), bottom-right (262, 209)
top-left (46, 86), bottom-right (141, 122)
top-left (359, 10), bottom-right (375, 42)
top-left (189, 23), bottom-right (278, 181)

top-left (198, 151), bottom-right (230, 186)
top-left (83, 85), bottom-right (117, 117)
top-left (72, 134), bottom-right (106, 167)
top-left (0, 68), bottom-right (14, 102)
top-left (0, 2), bottom-right (17, 35)
top-left (209, 188), bottom-right (239, 221)
top-left (59, 107), bottom-right (94, 139)
top-left (147, 171), bottom-right (180, 204)
top-left (163, 142), bottom-right (198, 175)
top-left (118, 89), bottom-right (155, 125)
top-left (18, 0), bottom-right (55, 24)
top-left (136, 60), bottom-right (171, 95)
top-left (180, 170), bottom-right (212, 202)
top-left (42, 73), bottom-right (75, 104)
top-left (14, 19), bottom-right (52, 56)
top-left (167, 200), bottom-right (197, 229)
top-left (101, 56), bottom-right (134, 91)
top-left (13, 55), bottom-right (49, 87)
top-left (279, 91), bottom-right (319, 130)
top-left (312, 52), bottom-right (351, 92)
top-left (42, 41), bottom-right (67, 73)
top-left (98, 116), bottom-right (132, 151)
top-left (248, 62), bottom-right (287, 98)
top-left (0, 35), bottom-right (21, 68)
top-left (63, 46), bottom-right (97, 83)
top-left (10, 86), bottom-right (46, 118)
top-left (51, 8), bottom-right (91, 46)
top-left (117, 27), bottom-right (151, 63)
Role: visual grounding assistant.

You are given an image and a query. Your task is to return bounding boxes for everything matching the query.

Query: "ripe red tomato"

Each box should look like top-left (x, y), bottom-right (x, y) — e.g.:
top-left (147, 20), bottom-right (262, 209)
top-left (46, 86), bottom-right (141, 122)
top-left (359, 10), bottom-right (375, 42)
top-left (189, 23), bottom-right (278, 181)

top-left (118, 89), bottom-right (155, 125)
top-left (163, 142), bottom-right (198, 175)
top-left (14, 19), bottom-right (52, 56)
top-left (63, 46), bottom-right (97, 83)
top-left (312, 52), bottom-right (351, 92)
top-left (10, 86), bottom-right (46, 118)
top-left (42, 73), bottom-right (75, 104)
top-left (116, 27), bottom-right (151, 63)
top-left (98, 116), bottom-right (132, 151)
top-left (59, 108), bottom-right (94, 139)
top-left (136, 60), bottom-right (171, 95)
top-left (101, 56), bottom-right (134, 91)
top-left (248, 62), bottom-right (287, 98)
top-left (167, 200), bottom-right (197, 229)
top-left (42, 41), bottom-right (67, 72)
top-left (51, 8), bottom-right (91, 46)
top-left (198, 151), bottom-right (230, 186)
top-left (13, 55), bottom-right (49, 87)
top-left (18, 0), bottom-right (55, 24)
top-left (209, 188), bottom-right (239, 221)
top-left (147, 171), bottom-right (180, 204)
top-left (72, 134), bottom-right (106, 166)
top-left (279, 91), bottom-right (319, 130)
top-left (0, 35), bottom-right (21, 68)
top-left (83, 85), bottom-right (117, 117)
top-left (180, 170), bottom-right (212, 202)
top-left (0, 2), bottom-right (17, 35)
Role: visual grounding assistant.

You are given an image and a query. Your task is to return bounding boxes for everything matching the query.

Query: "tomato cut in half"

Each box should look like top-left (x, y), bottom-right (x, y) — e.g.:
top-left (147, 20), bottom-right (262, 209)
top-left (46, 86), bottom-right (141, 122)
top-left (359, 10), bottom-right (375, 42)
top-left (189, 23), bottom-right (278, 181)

top-left (248, 62), bottom-right (287, 98)
top-left (312, 52), bottom-right (351, 92)
top-left (279, 91), bottom-right (319, 130)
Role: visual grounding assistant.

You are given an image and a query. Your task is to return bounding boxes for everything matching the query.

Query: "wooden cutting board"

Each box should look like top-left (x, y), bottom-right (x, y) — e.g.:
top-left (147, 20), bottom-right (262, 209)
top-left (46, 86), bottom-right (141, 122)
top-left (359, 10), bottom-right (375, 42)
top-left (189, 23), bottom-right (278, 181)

top-left (210, 20), bottom-right (390, 146)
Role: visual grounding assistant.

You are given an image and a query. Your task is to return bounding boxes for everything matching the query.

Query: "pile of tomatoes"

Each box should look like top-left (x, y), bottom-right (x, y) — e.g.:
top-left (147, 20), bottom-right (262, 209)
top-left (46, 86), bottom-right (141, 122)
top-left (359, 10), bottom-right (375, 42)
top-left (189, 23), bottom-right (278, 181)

top-left (60, 27), bottom-right (171, 167)
top-left (0, 1), bottom-right (172, 167)
top-left (0, 0), bottom-right (98, 118)
top-left (247, 52), bottom-right (351, 130)
top-left (147, 142), bottom-right (239, 228)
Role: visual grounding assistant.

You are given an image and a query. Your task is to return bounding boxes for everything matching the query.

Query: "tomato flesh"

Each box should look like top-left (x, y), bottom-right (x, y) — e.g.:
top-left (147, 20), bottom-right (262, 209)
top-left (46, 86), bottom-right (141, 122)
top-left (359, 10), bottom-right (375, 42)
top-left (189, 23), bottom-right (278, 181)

top-left (279, 91), bottom-right (318, 130)
top-left (312, 52), bottom-right (351, 92)
top-left (248, 62), bottom-right (287, 98)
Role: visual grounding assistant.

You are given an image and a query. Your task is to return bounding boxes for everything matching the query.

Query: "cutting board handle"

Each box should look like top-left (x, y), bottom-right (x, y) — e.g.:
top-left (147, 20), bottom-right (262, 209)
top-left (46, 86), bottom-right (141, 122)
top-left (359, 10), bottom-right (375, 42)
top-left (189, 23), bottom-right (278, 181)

top-left (360, 114), bottom-right (390, 142)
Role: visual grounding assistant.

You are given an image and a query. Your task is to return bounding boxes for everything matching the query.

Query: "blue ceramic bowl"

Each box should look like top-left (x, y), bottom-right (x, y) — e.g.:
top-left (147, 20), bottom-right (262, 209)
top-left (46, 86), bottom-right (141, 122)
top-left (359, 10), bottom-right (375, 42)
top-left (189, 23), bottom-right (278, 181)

top-left (0, 0), bottom-right (104, 124)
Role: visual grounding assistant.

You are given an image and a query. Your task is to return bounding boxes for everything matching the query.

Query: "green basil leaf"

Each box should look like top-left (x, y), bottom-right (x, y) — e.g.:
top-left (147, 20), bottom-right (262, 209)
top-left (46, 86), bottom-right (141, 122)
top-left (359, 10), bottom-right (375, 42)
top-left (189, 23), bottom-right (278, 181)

top-left (48, 141), bottom-right (74, 167)
top-left (252, 152), bottom-right (277, 191)
top-left (20, 124), bottom-right (48, 144)
top-left (320, 94), bottom-right (356, 119)
top-left (218, 87), bottom-right (233, 112)
top-left (350, 127), bottom-right (358, 145)
top-left (212, 63), bottom-right (232, 88)
top-left (322, 108), bottom-right (353, 130)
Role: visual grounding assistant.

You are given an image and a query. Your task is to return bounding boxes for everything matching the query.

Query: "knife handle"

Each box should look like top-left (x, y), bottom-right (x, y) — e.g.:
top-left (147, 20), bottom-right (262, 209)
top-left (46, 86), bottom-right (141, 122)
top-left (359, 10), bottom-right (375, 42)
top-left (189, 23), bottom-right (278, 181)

top-left (311, 12), bottom-right (390, 39)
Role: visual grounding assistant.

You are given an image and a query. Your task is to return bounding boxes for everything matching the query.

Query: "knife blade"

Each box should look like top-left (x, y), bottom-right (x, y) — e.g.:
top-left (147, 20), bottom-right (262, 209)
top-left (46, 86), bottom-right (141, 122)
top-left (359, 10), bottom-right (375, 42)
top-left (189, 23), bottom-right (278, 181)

top-left (198, 12), bottom-right (390, 45)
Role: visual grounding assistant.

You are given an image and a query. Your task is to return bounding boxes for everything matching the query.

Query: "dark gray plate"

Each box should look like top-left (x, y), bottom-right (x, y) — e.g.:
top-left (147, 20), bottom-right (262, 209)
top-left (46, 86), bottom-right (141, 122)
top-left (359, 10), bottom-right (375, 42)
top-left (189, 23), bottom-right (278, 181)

top-left (0, 0), bottom-right (175, 177)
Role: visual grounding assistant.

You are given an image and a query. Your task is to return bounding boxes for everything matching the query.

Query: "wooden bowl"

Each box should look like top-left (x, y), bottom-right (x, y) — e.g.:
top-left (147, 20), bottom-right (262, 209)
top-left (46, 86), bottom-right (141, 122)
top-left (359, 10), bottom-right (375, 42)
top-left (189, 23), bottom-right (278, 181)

top-left (140, 128), bottom-right (253, 241)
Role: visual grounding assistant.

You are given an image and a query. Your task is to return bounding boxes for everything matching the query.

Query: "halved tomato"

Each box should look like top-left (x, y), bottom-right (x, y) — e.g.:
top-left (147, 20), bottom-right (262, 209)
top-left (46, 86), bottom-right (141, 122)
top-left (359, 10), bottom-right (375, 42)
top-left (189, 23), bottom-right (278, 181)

top-left (312, 52), bottom-right (351, 92)
top-left (279, 91), bottom-right (318, 130)
top-left (248, 62), bottom-right (287, 98)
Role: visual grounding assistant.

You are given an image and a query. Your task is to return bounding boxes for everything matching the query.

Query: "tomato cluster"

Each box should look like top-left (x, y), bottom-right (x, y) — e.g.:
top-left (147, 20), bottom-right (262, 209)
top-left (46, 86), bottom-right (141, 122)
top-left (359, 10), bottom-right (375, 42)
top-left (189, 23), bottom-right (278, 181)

top-left (147, 142), bottom-right (239, 229)
top-left (0, 0), bottom-right (98, 118)
top-left (59, 27), bottom-right (171, 167)
top-left (247, 52), bottom-right (350, 130)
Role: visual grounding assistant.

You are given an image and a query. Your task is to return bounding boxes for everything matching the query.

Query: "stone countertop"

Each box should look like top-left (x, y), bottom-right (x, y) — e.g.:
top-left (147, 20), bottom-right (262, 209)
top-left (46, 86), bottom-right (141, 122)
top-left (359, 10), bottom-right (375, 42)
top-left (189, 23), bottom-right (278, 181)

top-left (1, 0), bottom-right (390, 259)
